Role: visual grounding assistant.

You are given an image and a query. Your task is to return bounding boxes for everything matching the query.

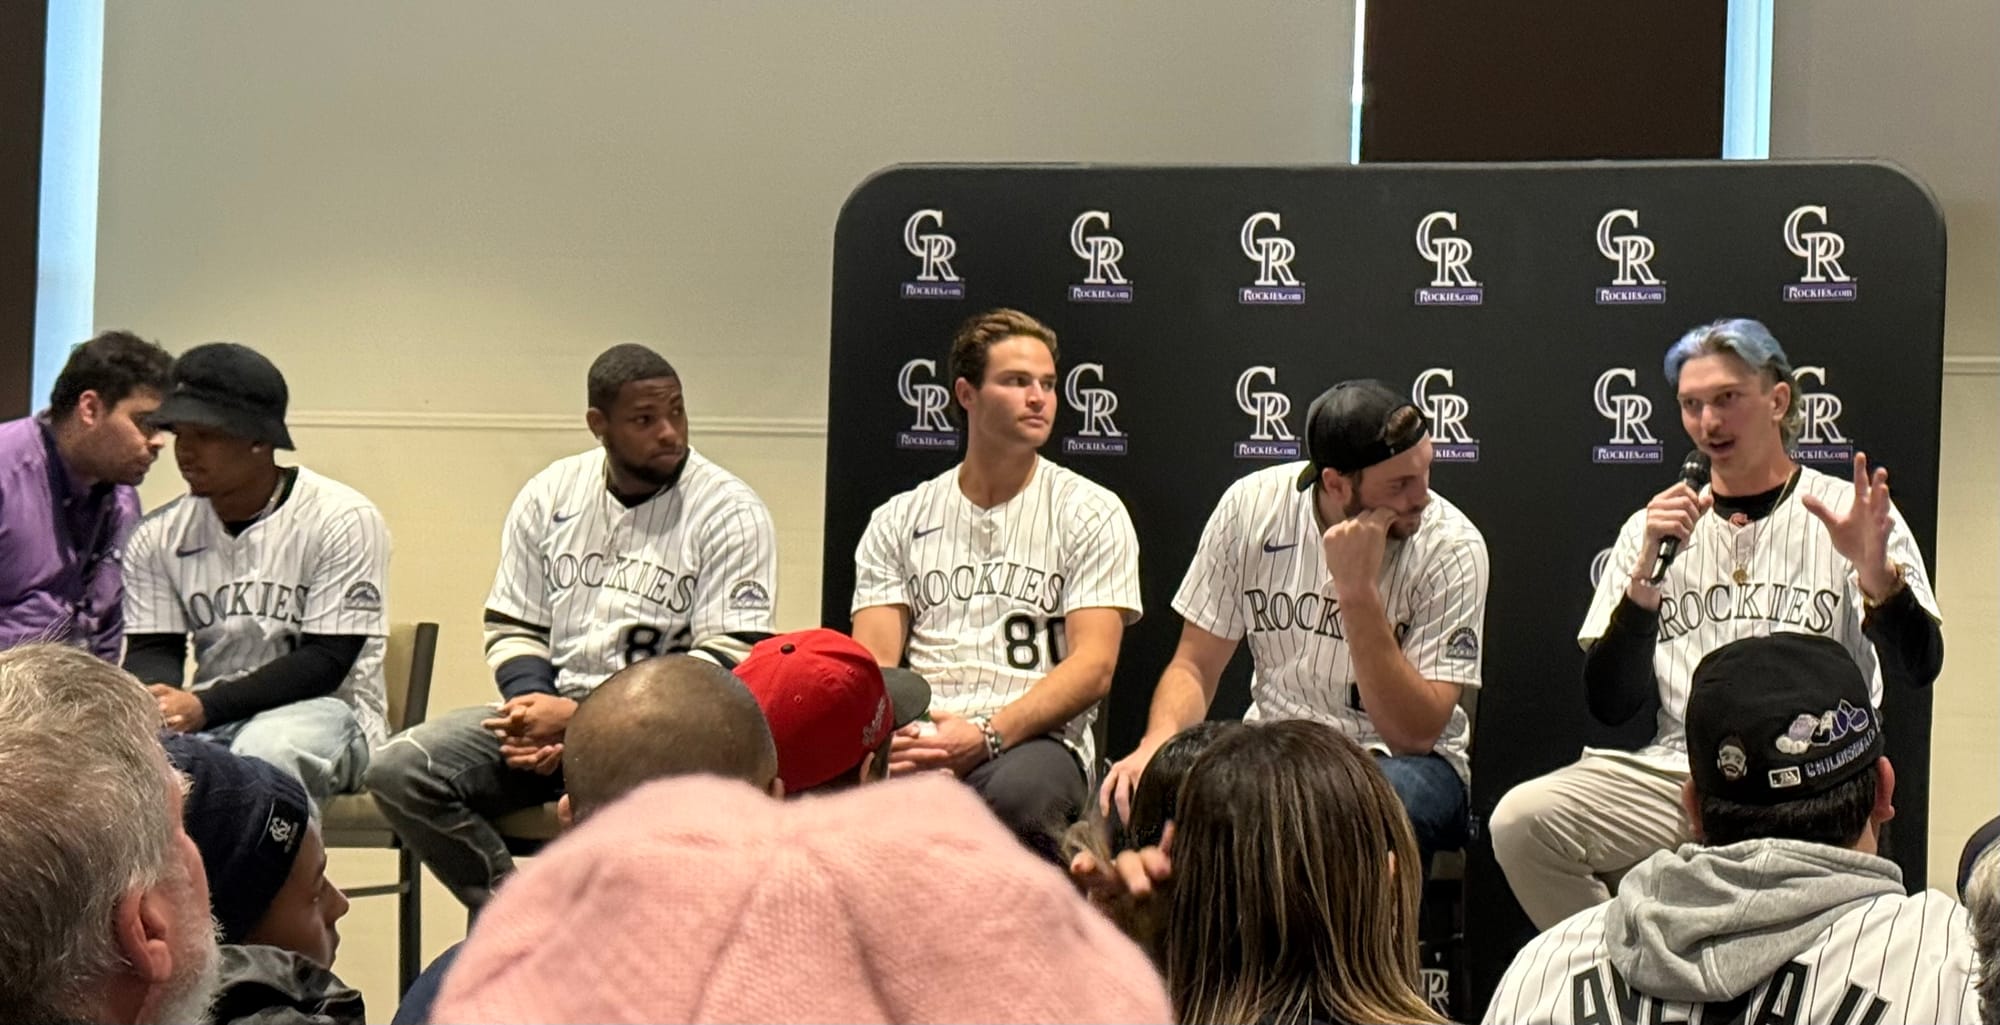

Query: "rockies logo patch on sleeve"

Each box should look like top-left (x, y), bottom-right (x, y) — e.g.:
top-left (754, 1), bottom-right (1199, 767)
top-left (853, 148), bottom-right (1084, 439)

top-left (1444, 626), bottom-right (1480, 661)
top-left (342, 581), bottom-right (383, 612)
top-left (729, 580), bottom-right (772, 610)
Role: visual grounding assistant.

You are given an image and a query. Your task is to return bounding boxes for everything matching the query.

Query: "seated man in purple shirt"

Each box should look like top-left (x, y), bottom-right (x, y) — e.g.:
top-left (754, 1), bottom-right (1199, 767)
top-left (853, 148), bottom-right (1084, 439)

top-left (0, 330), bottom-right (173, 659)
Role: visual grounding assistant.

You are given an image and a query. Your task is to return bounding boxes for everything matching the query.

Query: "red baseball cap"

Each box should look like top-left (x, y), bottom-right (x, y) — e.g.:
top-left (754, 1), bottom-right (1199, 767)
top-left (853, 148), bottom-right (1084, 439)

top-left (735, 629), bottom-right (931, 792)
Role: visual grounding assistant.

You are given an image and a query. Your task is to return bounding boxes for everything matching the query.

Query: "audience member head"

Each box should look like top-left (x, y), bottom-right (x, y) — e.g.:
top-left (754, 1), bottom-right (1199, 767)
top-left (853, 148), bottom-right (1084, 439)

top-left (1965, 842), bottom-right (2000, 1025)
top-left (162, 735), bottom-right (347, 967)
top-left (0, 644), bottom-right (219, 1024)
top-left (585, 343), bottom-right (686, 490)
top-left (1165, 719), bottom-right (1439, 1025)
top-left (434, 774), bottom-right (1171, 1023)
top-left (559, 654), bottom-right (780, 825)
top-left (45, 329), bottom-right (173, 486)
top-left (1682, 633), bottom-right (1892, 850)
top-left (1123, 721), bottom-right (1238, 850)
top-left (734, 629), bottom-right (930, 793)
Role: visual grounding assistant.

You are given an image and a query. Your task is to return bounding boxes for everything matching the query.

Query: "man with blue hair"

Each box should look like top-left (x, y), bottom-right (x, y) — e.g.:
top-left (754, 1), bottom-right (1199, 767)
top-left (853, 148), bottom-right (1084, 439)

top-left (1490, 317), bottom-right (1942, 929)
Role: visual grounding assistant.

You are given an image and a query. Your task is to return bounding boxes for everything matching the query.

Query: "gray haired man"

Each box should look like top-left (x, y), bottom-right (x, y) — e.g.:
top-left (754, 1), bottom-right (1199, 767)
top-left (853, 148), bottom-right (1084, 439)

top-left (0, 644), bottom-right (221, 1024)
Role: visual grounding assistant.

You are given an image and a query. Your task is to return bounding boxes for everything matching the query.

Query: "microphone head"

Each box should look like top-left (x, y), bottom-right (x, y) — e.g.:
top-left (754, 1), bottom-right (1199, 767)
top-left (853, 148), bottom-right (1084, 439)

top-left (1679, 449), bottom-right (1712, 488)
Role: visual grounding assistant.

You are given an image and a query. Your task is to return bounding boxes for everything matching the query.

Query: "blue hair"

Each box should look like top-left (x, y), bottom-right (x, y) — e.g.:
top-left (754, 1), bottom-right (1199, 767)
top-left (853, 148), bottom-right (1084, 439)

top-left (1664, 318), bottom-right (1801, 443)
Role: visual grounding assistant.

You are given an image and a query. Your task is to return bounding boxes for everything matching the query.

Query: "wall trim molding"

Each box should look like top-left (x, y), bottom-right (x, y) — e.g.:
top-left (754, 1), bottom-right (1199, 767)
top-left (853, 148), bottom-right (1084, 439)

top-left (287, 410), bottom-right (828, 438)
top-left (1946, 354), bottom-right (2000, 377)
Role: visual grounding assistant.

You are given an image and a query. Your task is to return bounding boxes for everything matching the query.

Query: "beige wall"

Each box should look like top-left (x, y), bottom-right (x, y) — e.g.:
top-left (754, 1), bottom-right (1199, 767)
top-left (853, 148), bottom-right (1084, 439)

top-left (1772, 0), bottom-right (2000, 892)
top-left (100, 3), bottom-right (1357, 1019)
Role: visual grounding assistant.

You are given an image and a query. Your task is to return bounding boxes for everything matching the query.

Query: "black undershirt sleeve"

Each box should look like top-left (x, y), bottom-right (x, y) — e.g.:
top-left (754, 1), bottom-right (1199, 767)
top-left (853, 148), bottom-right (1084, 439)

top-left (1862, 584), bottom-right (1944, 688)
top-left (122, 633), bottom-right (189, 687)
top-left (192, 634), bottom-right (369, 729)
top-left (1582, 595), bottom-right (1660, 727)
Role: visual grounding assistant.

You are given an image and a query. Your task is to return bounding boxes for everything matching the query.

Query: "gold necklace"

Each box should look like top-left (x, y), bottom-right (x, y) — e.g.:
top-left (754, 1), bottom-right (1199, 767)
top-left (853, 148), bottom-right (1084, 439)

top-left (1725, 471), bottom-right (1801, 584)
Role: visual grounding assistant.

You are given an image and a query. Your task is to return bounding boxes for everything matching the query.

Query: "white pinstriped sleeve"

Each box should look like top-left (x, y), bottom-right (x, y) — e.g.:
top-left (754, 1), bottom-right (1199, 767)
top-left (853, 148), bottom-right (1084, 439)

top-left (1171, 480), bottom-right (1249, 640)
top-left (688, 490), bottom-right (779, 640)
top-left (121, 511), bottom-right (185, 635)
top-left (1578, 509), bottom-right (1648, 648)
top-left (852, 497), bottom-right (910, 613)
top-left (1402, 538), bottom-right (1489, 687)
top-left (486, 478), bottom-right (551, 626)
top-left (1059, 496), bottom-right (1142, 623)
top-left (297, 506), bottom-right (391, 637)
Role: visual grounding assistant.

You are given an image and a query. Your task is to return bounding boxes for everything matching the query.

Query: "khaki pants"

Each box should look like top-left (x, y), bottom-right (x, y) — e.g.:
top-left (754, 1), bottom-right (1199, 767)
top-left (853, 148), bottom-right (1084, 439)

top-left (1489, 753), bottom-right (1692, 929)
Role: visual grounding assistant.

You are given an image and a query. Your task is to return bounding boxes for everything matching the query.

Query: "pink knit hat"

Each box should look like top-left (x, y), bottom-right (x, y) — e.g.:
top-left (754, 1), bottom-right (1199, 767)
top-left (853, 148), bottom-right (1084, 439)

top-left (433, 773), bottom-right (1172, 1024)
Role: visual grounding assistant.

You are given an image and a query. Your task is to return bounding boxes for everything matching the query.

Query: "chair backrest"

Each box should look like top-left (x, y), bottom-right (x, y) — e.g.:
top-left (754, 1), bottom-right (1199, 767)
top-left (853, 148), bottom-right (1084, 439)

top-left (383, 623), bottom-right (441, 733)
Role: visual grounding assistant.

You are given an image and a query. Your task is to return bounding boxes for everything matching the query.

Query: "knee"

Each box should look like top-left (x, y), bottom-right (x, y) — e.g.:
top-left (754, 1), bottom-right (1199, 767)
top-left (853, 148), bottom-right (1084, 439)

top-left (1489, 776), bottom-right (1566, 860)
top-left (363, 732), bottom-right (425, 795)
top-left (978, 773), bottom-right (1077, 839)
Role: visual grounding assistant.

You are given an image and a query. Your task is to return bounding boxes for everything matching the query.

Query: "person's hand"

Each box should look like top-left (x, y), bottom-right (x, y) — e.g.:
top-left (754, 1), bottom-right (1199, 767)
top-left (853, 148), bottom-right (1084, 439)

top-left (1323, 507), bottom-right (1397, 601)
top-left (500, 740), bottom-right (563, 775)
top-left (1069, 822), bottom-right (1175, 941)
top-left (1098, 735), bottom-right (1165, 821)
top-left (889, 709), bottom-right (986, 777)
top-left (481, 693), bottom-right (577, 745)
top-left (1632, 481), bottom-right (1711, 584)
top-left (150, 684), bottom-right (206, 733)
top-left (1801, 451), bottom-right (1902, 601)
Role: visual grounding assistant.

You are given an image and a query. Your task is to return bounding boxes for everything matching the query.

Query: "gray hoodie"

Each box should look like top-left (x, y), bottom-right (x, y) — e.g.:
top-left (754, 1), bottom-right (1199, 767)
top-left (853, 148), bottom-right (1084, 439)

top-left (1604, 839), bottom-right (1903, 1003)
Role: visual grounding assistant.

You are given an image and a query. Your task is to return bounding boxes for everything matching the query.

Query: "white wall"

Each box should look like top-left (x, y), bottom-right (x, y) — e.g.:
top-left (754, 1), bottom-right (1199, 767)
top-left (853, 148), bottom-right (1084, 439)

top-left (98, 4), bottom-right (1356, 1019)
top-left (1772, 0), bottom-right (2000, 891)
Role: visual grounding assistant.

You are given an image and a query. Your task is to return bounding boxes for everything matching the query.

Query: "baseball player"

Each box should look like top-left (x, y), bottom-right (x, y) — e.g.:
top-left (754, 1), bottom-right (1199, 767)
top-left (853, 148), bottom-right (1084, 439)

top-left (366, 343), bottom-right (778, 911)
top-left (1490, 318), bottom-right (1942, 929)
top-left (1099, 379), bottom-right (1489, 866)
top-left (851, 308), bottom-right (1141, 862)
top-left (122, 343), bottom-right (391, 802)
top-left (1484, 633), bottom-right (1977, 1025)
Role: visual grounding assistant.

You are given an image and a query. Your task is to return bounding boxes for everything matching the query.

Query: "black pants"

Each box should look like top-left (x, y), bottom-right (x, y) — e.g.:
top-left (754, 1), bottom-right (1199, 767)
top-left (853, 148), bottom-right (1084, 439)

top-left (962, 736), bottom-right (1087, 865)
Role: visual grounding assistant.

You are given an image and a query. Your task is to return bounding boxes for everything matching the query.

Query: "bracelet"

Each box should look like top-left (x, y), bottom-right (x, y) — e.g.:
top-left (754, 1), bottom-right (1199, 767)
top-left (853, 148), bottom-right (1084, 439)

top-left (972, 717), bottom-right (1005, 762)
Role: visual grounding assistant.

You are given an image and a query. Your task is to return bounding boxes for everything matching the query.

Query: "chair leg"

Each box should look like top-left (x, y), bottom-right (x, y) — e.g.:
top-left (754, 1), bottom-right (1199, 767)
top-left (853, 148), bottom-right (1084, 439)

top-left (397, 847), bottom-right (422, 996)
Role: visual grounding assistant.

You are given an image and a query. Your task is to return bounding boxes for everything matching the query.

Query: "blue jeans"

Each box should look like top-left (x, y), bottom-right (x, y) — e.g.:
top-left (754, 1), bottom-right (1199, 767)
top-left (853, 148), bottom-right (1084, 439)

top-left (1374, 752), bottom-right (1469, 870)
top-left (202, 696), bottom-right (370, 803)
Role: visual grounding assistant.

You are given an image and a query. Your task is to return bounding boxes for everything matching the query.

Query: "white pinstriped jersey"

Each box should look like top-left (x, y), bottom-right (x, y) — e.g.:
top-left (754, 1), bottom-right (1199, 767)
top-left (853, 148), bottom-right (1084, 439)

top-left (1580, 467), bottom-right (1939, 771)
top-left (852, 457), bottom-right (1142, 765)
top-left (1485, 886), bottom-right (1978, 1024)
top-left (1171, 462), bottom-right (1488, 782)
top-left (486, 448), bottom-right (777, 693)
top-left (124, 468), bottom-right (391, 745)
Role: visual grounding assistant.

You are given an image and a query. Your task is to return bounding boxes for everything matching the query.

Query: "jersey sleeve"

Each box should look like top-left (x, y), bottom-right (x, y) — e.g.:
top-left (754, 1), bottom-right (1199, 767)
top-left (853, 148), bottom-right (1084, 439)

top-left (1881, 500), bottom-right (1941, 621)
top-left (1578, 509), bottom-right (1648, 648)
top-left (1401, 537), bottom-right (1490, 687)
top-left (687, 487), bottom-right (780, 643)
top-left (1059, 494), bottom-right (1143, 624)
top-left (121, 511), bottom-right (185, 635)
top-left (1171, 480), bottom-right (1249, 640)
top-left (485, 478), bottom-right (551, 627)
top-left (851, 496), bottom-right (910, 614)
top-left (297, 505), bottom-right (392, 637)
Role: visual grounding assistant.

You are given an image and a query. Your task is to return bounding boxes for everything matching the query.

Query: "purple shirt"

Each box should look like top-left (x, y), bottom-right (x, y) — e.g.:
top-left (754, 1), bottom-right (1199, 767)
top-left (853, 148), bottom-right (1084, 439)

top-left (0, 415), bottom-right (141, 660)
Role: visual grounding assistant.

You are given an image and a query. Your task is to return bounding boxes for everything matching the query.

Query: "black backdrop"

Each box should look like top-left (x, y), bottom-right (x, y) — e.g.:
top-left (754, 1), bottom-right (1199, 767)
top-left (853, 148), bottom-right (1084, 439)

top-left (818, 161), bottom-right (1946, 1000)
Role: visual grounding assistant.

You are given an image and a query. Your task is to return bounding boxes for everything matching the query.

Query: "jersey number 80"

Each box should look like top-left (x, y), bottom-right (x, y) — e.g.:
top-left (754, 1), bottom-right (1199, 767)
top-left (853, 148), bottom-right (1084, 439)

top-left (1002, 614), bottom-right (1067, 671)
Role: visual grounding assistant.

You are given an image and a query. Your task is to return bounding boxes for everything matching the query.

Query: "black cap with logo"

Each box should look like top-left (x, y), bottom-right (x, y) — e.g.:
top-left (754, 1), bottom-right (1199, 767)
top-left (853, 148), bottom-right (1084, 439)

top-left (1685, 632), bottom-right (1884, 806)
top-left (153, 342), bottom-right (295, 449)
top-left (1294, 379), bottom-right (1430, 491)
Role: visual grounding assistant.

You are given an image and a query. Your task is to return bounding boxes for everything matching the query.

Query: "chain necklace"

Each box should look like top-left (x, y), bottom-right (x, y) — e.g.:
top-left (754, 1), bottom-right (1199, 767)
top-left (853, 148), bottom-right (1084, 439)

top-left (1724, 470), bottom-right (1802, 585)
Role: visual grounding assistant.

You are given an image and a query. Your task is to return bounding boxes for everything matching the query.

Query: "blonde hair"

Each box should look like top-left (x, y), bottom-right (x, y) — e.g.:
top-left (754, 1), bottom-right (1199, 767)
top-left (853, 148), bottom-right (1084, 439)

top-left (1164, 720), bottom-right (1442, 1025)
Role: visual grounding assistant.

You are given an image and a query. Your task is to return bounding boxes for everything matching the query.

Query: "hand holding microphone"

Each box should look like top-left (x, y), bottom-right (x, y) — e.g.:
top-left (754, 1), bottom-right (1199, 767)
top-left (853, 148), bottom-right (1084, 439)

top-left (1636, 450), bottom-right (1712, 589)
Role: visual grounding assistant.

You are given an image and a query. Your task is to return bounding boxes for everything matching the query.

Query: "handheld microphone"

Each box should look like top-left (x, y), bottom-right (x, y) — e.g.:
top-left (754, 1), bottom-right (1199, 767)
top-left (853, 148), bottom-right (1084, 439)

top-left (1649, 450), bottom-right (1712, 584)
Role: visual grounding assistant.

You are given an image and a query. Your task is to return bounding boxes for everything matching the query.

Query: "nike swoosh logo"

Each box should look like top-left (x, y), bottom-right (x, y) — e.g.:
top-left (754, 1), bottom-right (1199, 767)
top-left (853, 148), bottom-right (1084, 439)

top-left (1262, 540), bottom-right (1298, 554)
top-left (552, 511), bottom-right (579, 524)
top-left (175, 545), bottom-right (208, 558)
top-left (913, 525), bottom-right (945, 539)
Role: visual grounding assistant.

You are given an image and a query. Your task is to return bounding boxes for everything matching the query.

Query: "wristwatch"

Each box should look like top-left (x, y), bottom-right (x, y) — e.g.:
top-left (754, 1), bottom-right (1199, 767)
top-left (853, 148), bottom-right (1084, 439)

top-left (972, 717), bottom-right (1005, 762)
